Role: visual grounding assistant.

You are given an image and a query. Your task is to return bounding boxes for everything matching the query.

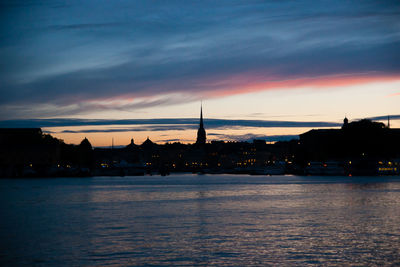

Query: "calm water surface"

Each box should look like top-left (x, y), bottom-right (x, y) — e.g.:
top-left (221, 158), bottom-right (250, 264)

top-left (1, 174), bottom-right (400, 266)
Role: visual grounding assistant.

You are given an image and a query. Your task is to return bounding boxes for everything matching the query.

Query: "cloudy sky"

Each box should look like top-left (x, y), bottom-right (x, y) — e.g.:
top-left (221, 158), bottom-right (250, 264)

top-left (1, 0), bottom-right (399, 146)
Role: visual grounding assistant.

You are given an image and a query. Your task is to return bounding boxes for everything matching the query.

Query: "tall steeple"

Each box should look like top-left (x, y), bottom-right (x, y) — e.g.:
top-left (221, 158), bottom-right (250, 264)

top-left (200, 104), bottom-right (204, 129)
top-left (196, 103), bottom-right (206, 145)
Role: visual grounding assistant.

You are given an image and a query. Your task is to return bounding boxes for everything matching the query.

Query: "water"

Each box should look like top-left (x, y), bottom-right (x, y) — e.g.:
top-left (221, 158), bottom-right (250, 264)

top-left (1, 175), bottom-right (400, 266)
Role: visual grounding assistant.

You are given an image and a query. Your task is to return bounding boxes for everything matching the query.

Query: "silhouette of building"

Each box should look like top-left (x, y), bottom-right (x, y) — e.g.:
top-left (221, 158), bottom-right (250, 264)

top-left (196, 104), bottom-right (206, 145)
top-left (299, 118), bottom-right (400, 163)
top-left (78, 137), bottom-right (93, 168)
top-left (0, 128), bottom-right (63, 177)
top-left (79, 137), bottom-right (92, 150)
top-left (342, 116), bottom-right (349, 129)
top-left (141, 137), bottom-right (155, 148)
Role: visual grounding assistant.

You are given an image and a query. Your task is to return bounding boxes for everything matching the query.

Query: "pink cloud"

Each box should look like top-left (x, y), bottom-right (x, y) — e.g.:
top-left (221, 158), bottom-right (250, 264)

top-left (54, 72), bottom-right (400, 115)
top-left (200, 72), bottom-right (400, 98)
top-left (386, 92), bottom-right (400, 97)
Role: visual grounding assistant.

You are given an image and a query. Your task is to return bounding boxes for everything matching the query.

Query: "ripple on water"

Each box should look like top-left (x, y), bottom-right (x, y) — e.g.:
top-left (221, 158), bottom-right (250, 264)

top-left (1, 175), bottom-right (400, 266)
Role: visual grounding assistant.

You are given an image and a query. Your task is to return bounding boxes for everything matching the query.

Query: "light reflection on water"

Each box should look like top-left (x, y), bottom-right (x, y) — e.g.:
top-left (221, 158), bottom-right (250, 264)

top-left (1, 175), bottom-right (400, 266)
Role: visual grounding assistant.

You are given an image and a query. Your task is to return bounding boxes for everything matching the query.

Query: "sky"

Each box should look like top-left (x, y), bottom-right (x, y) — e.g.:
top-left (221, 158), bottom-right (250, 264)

top-left (0, 0), bottom-right (399, 146)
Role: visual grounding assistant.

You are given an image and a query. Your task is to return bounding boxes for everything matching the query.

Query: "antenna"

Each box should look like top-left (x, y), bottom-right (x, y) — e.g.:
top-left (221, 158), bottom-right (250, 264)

top-left (388, 115), bottom-right (390, 128)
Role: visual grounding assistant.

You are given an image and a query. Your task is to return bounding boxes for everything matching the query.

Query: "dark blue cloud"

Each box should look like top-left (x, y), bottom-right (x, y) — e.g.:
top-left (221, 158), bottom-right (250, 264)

top-left (3, 115), bottom-right (397, 143)
top-left (3, 114), bottom-right (398, 132)
top-left (54, 125), bottom-right (197, 134)
top-left (366, 115), bottom-right (400, 121)
top-left (1, 0), bottom-right (399, 117)
top-left (0, 118), bottom-right (342, 129)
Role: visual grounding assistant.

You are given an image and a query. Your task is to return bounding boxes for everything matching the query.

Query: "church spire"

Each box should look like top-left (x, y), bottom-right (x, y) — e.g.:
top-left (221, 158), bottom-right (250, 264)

top-left (200, 103), bottom-right (204, 129)
top-left (196, 103), bottom-right (206, 145)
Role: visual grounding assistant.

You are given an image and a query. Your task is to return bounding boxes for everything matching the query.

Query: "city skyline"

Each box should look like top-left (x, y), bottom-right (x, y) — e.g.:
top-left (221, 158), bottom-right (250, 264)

top-left (1, 108), bottom-right (398, 147)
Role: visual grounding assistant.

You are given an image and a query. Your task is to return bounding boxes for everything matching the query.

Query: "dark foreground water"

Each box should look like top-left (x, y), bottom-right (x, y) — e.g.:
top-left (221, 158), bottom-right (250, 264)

top-left (1, 175), bottom-right (400, 266)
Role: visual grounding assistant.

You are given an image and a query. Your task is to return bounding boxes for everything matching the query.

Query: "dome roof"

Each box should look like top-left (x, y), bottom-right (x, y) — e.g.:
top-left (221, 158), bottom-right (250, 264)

top-left (79, 137), bottom-right (92, 150)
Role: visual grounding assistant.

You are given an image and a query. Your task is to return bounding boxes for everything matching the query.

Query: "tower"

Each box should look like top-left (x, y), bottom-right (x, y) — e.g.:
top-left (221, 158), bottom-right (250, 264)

top-left (342, 116), bottom-right (349, 129)
top-left (196, 104), bottom-right (206, 145)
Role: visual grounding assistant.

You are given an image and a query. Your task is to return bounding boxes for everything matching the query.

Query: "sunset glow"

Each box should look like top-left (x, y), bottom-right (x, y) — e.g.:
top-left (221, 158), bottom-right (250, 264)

top-left (0, 1), bottom-right (399, 145)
